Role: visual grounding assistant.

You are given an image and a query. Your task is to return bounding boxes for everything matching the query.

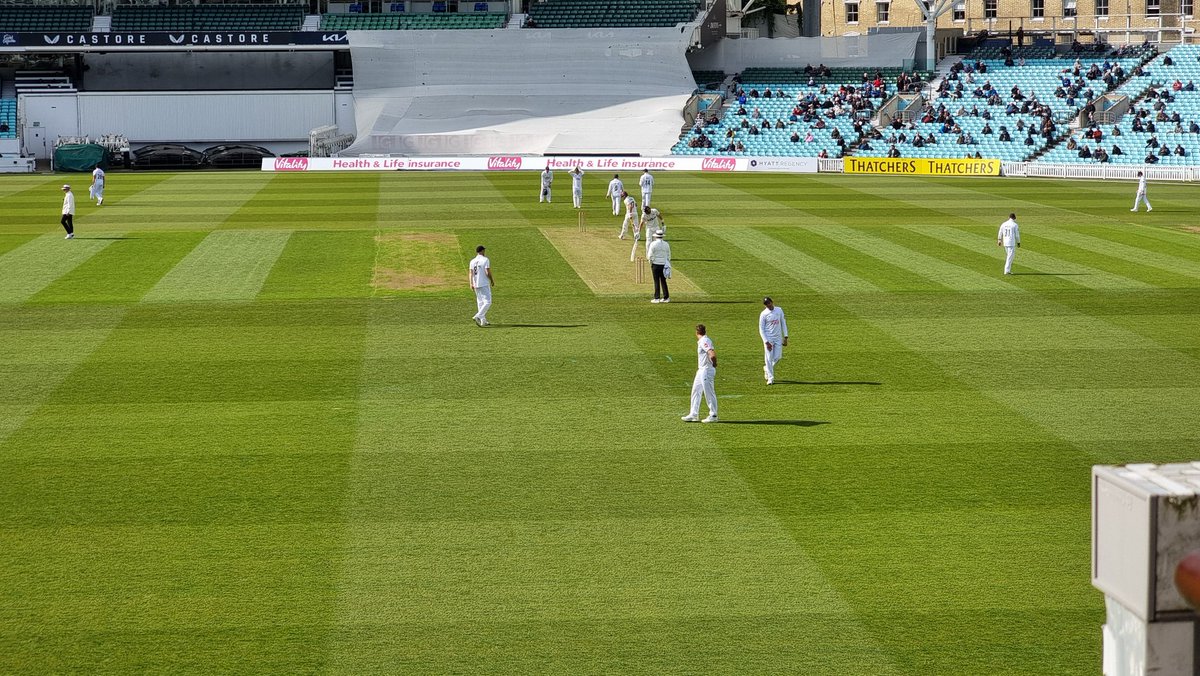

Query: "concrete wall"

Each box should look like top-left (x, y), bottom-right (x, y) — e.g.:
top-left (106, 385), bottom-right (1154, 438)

top-left (81, 52), bottom-right (335, 91)
top-left (687, 32), bottom-right (920, 72)
top-left (20, 90), bottom-right (336, 158)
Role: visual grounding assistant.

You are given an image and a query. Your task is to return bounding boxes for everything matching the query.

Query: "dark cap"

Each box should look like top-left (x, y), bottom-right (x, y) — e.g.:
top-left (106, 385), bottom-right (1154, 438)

top-left (762, 296), bottom-right (773, 305)
top-left (476, 245), bottom-right (486, 253)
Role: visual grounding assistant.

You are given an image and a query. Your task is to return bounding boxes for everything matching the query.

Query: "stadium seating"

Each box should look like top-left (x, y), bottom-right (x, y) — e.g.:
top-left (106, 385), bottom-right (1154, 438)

top-left (112, 5), bottom-right (304, 31)
top-left (1039, 45), bottom-right (1200, 166)
top-left (0, 99), bottom-right (16, 140)
top-left (320, 11), bottom-right (506, 29)
top-left (0, 5), bottom-right (93, 31)
top-left (672, 68), bottom-right (927, 158)
top-left (526, 0), bottom-right (699, 28)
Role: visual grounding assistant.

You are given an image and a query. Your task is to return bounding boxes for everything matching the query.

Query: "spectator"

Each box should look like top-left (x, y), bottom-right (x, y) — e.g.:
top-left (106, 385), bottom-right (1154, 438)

top-left (790, 131), bottom-right (800, 143)
top-left (887, 144), bottom-right (901, 158)
top-left (1175, 144), bottom-right (1187, 156)
top-left (1145, 152), bottom-right (1159, 164)
top-left (1112, 144), bottom-right (1123, 156)
top-left (999, 127), bottom-right (1012, 142)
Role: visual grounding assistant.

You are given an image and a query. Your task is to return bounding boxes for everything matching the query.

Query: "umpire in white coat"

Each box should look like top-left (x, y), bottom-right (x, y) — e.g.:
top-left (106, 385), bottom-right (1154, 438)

top-left (647, 229), bottom-right (671, 303)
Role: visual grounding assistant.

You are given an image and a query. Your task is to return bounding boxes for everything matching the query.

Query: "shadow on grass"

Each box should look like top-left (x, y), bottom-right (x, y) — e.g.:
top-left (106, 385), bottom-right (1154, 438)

top-left (1010, 272), bottom-right (1089, 276)
top-left (489, 323), bottom-right (587, 329)
top-left (718, 420), bottom-right (831, 427)
top-left (79, 236), bottom-right (137, 240)
top-left (772, 380), bottom-right (881, 386)
top-left (672, 258), bottom-right (721, 262)
top-left (669, 300), bottom-right (757, 305)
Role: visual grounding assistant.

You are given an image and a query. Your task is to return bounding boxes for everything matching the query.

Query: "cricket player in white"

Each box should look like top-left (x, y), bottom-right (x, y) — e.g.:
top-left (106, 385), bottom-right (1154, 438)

top-left (682, 324), bottom-right (718, 423)
top-left (1131, 171), bottom-right (1152, 212)
top-left (997, 212), bottom-right (1020, 275)
top-left (569, 167), bottom-right (584, 209)
top-left (758, 297), bottom-right (788, 385)
top-left (89, 166), bottom-right (105, 205)
top-left (60, 184), bottom-right (75, 239)
top-left (606, 174), bottom-right (624, 215)
top-left (634, 205), bottom-right (664, 261)
top-left (468, 244), bottom-right (493, 326)
top-left (619, 191), bottom-right (637, 240)
top-left (639, 169), bottom-right (654, 207)
top-left (539, 166), bottom-right (553, 203)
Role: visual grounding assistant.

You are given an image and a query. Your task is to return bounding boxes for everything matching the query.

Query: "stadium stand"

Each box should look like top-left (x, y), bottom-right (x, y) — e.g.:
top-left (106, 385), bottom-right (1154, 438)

top-left (1040, 45), bottom-right (1200, 166)
top-left (854, 45), bottom-right (1152, 162)
top-left (111, 4), bottom-right (304, 31)
top-left (691, 70), bottom-right (726, 90)
top-left (0, 98), bottom-right (15, 140)
top-left (0, 5), bottom-right (93, 31)
top-left (320, 11), bottom-right (506, 30)
top-left (526, 0), bottom-right (699, 28)
top-left (672, 67), bottom-right (926, 158)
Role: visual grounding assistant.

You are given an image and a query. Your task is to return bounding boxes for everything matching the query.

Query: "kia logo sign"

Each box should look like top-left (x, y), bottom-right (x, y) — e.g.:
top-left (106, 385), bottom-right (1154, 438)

top-left (487, 156), bottom-right (522, 171)
top-left (701, 157), bottom-right (737, 172)
top-left (274, 157), bottom-right (309, 171)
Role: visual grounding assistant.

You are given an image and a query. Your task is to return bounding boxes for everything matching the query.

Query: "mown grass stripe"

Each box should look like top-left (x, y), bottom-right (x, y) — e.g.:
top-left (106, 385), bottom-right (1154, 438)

top-left (1038, 226), bottom-right (1200, 279)
top-left (706, 226), bottom-right (878, 294)
top-left (812, 224), bottom-right (1013, 292)
top-left (143, 230), bottom-right (292, 302)
top-left (31, 232), bottom-right (209, 304)
top-left (905, 225), bottom-right (1150, 290)
top-left (0, 234), bottom-right (117, 303)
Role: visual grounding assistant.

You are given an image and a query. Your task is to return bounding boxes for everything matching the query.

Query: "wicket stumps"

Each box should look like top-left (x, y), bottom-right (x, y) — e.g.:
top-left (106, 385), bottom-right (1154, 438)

top-left (634, 256), bottom-right (647, 284)
top-left (577, 211), bottom-right (587, 233)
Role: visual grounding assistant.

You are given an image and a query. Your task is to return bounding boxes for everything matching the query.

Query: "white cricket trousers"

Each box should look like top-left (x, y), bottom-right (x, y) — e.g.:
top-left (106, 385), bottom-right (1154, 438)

top-left (620, 212), bottom-right (636, 239)
top-left (689, 367), bottom-right (717, 418)
top-left (641, 189), bottom-right (652, 208)
top-left (90, 181), bottom-right (104, 202)
top-left (611, 195), bottom-right (621, 215)
top-left (573, 189), bottom-right (582, 209)
top-left (1132, 191), bottom-right (1151, 211)
top-left (1003, 245), bottom-right (1016, 275)
top-left (473, 287), bottom-right (492, 322)
top-left (763, 341), bottom-right (782, 382)
top-left (540, 185), bottom-right (551, 203)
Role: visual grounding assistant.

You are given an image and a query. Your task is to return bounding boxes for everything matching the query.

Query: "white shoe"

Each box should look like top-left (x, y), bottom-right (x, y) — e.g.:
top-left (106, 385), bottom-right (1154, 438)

top-left (651, 299), bottom-right (661, 303)
top-left (65, 233), bottom-right (74, 239)
top-left (1131, 208), bottom-right (1137, 212)
top-left (1148, 207), bottom-right (1153, 211)
top-left (660, 298), bottom-right (670, 303)
top-left (701, 415), bottom-right (718, 423)
top-left (766, 379), bottom-right (773, 385)
top-left (479, 319), bottom-right (489, 327)
top-left (97, 198), bottom-right (102, 205)
top-left (681, 415), bottom-right (699, 422)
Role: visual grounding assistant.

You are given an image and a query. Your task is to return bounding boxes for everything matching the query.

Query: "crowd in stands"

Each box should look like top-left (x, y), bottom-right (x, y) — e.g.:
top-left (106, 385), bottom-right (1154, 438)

top-left (674, 65), bottom-right (923, 158)
top-left (1041, 44), bottom-right (1200, 166)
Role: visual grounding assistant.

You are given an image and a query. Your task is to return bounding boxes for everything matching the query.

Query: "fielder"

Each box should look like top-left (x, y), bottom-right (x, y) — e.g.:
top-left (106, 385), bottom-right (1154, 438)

top-left (606, 174), bottom-right (624, 215)
top-left (682, 324), bottom-right (718, 423)
top-left (60, 184), bottom-right (75, 239)
top-left (758, 297), bottom-right (788, 385)
top-left (1131, 171), bottom-right (1152, 212)
top-left (89, 165), bottom-right (105, 205)
top-left (997, 212), bottom-right (1020, 275)
top-left (468, 244), bottom-right (494, 326)
top-left (539, 166), bottom-right (553, 203)
top-left (639, 168), bottom-right (654, 207)
top-left (569, 166), bottom-right (584, 209)
top-left (619, 190), bottom-right (637, 240)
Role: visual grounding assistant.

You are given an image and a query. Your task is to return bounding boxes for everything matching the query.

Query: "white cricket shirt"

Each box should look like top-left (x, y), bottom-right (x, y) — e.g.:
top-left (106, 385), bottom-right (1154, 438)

top-left (998, 219), bottom-right (1020, 247)
top-left (608, 178), bottom-right (623, 196)
top-left (469, 254), bottom-right (491, 289)
top-left (62, 192), bottom-right (75, 215)
top-left (759, 307), bottom-right (788, 341)
top-left (697, 335), bottom-right (715, 370)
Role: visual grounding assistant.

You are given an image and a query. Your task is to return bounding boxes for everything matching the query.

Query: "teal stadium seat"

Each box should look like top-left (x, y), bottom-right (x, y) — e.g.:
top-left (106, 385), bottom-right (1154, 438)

top-left (0, 5), bottom-right (93, 31)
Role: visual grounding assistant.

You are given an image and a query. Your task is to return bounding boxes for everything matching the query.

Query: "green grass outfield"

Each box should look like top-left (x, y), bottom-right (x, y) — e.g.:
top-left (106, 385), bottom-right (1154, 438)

top-left (1, 169), bottom-right (1198, 673)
